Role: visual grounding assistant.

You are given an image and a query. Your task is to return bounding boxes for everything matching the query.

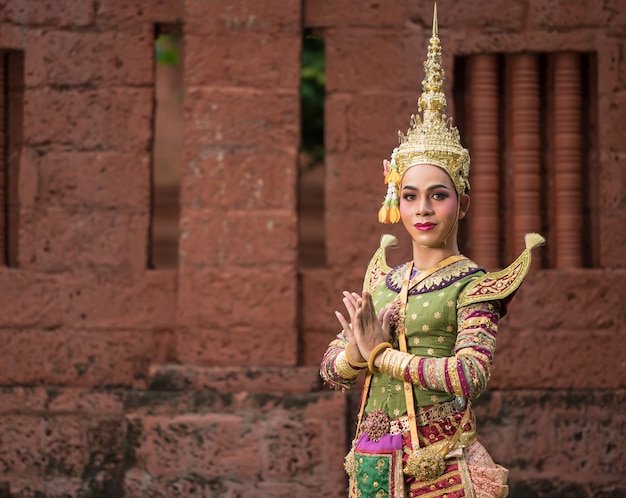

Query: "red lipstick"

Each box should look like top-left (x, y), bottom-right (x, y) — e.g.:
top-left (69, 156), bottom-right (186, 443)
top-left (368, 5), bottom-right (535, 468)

top-left (415, 222), bottom-right (436, 231)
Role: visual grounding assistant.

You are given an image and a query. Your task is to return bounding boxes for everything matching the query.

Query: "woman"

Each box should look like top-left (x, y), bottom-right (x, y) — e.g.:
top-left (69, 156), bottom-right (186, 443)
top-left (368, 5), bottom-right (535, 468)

top-left (320, 6), bottom-right (544, 498)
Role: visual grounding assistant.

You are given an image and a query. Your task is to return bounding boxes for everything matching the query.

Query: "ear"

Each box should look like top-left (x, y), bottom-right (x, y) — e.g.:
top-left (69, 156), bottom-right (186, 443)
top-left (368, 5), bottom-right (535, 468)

top-left (458, 194), bottom-right (470, 220)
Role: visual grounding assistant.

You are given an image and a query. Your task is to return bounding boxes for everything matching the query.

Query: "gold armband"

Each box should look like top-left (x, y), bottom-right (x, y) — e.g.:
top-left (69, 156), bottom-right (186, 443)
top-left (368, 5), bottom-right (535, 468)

top-left (378, 348), bottom-right (413, 381)
top-left (335, 350), bottom-right (365, 379)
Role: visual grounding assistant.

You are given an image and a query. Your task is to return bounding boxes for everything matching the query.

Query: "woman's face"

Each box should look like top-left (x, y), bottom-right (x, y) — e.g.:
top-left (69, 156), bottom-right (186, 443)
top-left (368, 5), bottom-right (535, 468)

top-left (399, 164), bottom-right (468, 248)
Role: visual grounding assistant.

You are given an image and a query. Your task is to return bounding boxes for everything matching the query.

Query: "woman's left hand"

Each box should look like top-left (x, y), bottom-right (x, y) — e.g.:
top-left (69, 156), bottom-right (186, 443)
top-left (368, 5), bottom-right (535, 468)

top-left (353, 290), bottom-right (392, 360)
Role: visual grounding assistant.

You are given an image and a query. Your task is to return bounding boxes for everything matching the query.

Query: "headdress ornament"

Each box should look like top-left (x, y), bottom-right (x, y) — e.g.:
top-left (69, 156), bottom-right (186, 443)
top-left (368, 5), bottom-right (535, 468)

top-left (378, 4), bottom-right (471, 224)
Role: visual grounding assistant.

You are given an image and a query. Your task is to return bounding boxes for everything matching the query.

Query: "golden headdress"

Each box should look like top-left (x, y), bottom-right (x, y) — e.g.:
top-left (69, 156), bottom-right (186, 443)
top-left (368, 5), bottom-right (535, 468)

top-left (378, 4), bottom-right (471, 224)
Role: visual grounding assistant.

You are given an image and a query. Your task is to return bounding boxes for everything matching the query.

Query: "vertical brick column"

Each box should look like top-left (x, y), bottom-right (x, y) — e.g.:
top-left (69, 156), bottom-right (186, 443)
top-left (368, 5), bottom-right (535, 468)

top-left (553, 52), bottom-right (583, 268)
top-left (177, 0), bottom-right (302, 366)
top-left (0, 54), bottom-right (5, 264)
top-left (468, 54), bottom-right (500, 270)
top-left (510, 54), bottom-right (542, 258)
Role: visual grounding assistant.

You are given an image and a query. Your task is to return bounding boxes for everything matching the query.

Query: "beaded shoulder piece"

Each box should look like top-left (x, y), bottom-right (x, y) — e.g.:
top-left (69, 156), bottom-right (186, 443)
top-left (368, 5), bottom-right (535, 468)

top-left (458, 233), bottom-right (545, 308)
top-left (363, 234), bottom-right (397, 294)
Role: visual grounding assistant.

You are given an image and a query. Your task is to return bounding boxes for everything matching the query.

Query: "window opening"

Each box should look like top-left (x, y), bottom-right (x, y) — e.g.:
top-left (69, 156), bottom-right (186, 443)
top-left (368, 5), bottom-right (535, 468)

top-left (298, 32), bottom-right (326, 269)
top-left (149, 24), bottom-right (183, 269)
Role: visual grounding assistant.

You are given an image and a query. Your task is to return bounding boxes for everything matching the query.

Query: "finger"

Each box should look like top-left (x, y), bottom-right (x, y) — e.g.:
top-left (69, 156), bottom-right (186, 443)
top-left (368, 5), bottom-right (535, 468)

top-left (334, 311), bottom-right (351, 332)
top-left (380, 308), bottom-right (392, 338)
top-left (342, 296), bottom-right (357, 321)
top-left (361, 291), bottom-right (378, 323)
top-left (377, 306), bottom-right (387, 324)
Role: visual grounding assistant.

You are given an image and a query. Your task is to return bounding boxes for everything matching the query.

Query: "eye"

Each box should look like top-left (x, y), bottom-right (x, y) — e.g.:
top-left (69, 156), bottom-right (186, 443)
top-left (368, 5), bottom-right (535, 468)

top-left (432, 192), bottom-right (449, 200)
top-left (402, 193), bottom-right (416, 201)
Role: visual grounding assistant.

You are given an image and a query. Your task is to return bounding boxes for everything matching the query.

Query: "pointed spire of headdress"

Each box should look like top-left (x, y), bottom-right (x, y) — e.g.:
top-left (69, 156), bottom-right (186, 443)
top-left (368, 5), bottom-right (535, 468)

top-left (378, 3), bottom-right (471, 223)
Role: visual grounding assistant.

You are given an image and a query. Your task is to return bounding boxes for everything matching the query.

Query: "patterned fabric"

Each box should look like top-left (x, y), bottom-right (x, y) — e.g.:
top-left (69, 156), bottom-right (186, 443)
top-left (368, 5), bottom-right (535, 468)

top-left (365, 270), bottom-right (500, 412)
top-left (320, 332), bottom-right (365, 391)
top-left (320, 253), bottom-right (512, 497)
top-left (465, 442), bottom-right (509, 498)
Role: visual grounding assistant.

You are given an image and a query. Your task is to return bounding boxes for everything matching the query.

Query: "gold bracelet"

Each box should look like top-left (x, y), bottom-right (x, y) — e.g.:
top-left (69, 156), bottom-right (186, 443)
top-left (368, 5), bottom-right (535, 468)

top-left (345, 345), bottom-right (367, 369)
top-left (368, 342), bottom-right (393, 374)
top-left (335, 351), bottom-right (363, 379)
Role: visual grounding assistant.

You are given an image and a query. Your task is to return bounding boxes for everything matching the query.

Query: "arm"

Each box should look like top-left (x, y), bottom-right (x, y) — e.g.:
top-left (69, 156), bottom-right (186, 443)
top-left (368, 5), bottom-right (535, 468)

top-left (377, 300), bottom-right (501, 399)
top-left (320, 331), bottom-right (367, 391)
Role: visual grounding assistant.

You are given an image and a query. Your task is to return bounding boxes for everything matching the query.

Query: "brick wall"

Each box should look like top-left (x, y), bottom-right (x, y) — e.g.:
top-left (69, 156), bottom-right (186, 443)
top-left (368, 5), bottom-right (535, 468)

top-left (0, 0), bottom-right (624, 497)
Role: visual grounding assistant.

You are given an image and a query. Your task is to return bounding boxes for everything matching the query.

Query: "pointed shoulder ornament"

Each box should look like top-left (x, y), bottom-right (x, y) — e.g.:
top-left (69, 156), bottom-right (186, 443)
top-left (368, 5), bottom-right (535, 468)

top-left (458, 233), bottom-right (546, 308)
top-left (363, 234), bottom-right (397, 293)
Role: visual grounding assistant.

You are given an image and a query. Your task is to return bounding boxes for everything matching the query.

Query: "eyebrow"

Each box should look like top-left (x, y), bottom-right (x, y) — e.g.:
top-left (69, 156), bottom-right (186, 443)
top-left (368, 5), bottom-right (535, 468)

top-left (402, 183), bottom-right (451, 191)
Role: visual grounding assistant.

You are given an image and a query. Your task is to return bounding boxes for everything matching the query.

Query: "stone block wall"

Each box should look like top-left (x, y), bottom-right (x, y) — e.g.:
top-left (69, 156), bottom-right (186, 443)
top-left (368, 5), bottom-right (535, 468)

top-left (0, 0), bottom-right (624, 497)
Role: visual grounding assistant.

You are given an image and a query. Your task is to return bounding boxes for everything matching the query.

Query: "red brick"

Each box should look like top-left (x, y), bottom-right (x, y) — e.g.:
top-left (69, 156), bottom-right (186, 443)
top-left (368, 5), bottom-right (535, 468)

top-left (125, 392), bottom-right (347, 496)
top-left (335, 92), bottom-right (416, 160)
top-left (0, 329), bottom-right (167, 387)
top-left (175, 324), bottom-right (297, 367)
top-left (179, 208), bottom-right (297, 268)
top-left (505, 270), bottom-right (624, 331)
top-left (21, 149), bottom-right (150, 210)
top-left (59, 270), bottom-right (177, 329)
top-left (185, 30), bottom-right (301, 89)
top-left (126, 412), bottom-right (263, 481)
top-left (324, 210), bottom-right (403, 267)
top-left (472, 391), bottom-right (626, 484)
top-left (95, 0), bottom-right (184, 25)
top-left (598, 215), bottom-right (626, 269)
top-left (18, 207), bottom-right (148, 273)
top-left (176, 266), bottom-right (297, 329)
top-left (0, 414), bottom-right (89, 476)
top-left (183, 87), bottom-right (299, 149)
top-left (298, 266), bottom-right (369, 330)
top-left (148, 365), bottom-right (322, 393)
top-left (325, 28), bottom-right (422, 94)
top-left (530, 0), bottom-right (621, 30)
top-left (180, 145), bottom-right (297, 210)
top-left (0, 477), bottom-right (83, 496)
top-left (305, 0), bottom-right (411, 28)
top-left (597, 36), bottom-right (626, 93)
top-left (413, 0), bottom-right (526, 32)
top-left (26, 28), bottom-right (153, 87)
top-left (325, 153), bottom-right (388, 206)
top-left (185, 0), bottom-right (301, 34)
top-left (4, 0), bottom-right (95, 27)
top-left (325, 94), bottom-right (350, 153)
top-left (24, 88), bottom-right (152, 152)
top-left (0, 268), bottom-right (62, 328)
top-left (491, 328), bottom-right (624, 390)
top-left (598, 152), bottom-right (626, 212)
top-left (598, 90), bottom-right (626, 153)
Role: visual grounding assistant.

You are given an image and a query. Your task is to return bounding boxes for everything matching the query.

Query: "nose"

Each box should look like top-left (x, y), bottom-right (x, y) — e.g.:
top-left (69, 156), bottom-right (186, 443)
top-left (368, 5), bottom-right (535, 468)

top-left (415, 195), bottom-right (433, 216)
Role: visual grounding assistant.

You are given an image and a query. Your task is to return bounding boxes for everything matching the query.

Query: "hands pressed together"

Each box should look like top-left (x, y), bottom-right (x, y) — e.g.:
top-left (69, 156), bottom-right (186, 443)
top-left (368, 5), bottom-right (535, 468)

top-left (335, 290), bottom-right (393, 369)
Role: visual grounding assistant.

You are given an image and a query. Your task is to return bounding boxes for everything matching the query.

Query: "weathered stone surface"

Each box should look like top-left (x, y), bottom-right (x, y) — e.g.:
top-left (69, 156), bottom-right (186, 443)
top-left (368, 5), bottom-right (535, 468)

top-left (185, 31), bottom-right (301, 89)
top-left (24, 88), bottom-right (153, 152)
top-left (147, 365), bottom-right (322, 393)
top-left (179, 208), bottom-right (297, 268)
top-left (183, 87), bottom-right (299, 149)
top-left (0, 0), bottom-right (624, 496)
top-left (124, 391), bottom-right (347, 497)
top-left (4, 0), bottom-right (95, 27)
top-left (25, 27), bottom-right (153, 87)
top-left (180, 145), bottom-right (297, 210)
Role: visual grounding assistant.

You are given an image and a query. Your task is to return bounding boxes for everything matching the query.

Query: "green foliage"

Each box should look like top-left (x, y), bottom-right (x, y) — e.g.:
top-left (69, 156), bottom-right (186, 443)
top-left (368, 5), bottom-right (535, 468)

top-left (300, 35), bottom-right (325, 163)
top-left (155, 34), bottom-right (181, 67)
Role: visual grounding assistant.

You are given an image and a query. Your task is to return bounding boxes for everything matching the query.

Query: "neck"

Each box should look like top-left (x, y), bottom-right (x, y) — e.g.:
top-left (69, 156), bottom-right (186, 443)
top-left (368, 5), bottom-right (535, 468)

top-left (411, 242), bottom-right (461, 270)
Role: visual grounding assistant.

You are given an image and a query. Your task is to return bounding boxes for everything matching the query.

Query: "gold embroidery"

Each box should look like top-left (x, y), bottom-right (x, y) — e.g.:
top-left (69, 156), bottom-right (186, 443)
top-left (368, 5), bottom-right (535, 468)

top-left (460, 316), bottom-right (495, 329)
top-left (458, 233), bottom-right (544, 307)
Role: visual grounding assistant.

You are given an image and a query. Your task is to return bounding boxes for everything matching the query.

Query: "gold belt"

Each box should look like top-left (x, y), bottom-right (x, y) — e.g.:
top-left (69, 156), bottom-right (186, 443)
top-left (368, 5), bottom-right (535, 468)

top-left (366, 399), bottom-right (465, 440)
